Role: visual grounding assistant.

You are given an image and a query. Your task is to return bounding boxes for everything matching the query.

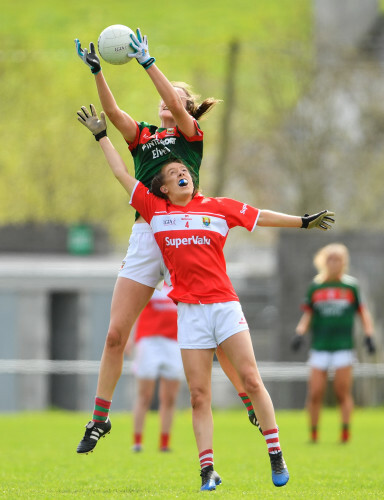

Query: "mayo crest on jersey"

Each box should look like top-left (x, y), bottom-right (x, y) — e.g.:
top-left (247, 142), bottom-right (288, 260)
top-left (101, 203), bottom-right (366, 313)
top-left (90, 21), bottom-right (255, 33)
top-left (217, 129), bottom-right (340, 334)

top-left (130, 181), bottom-right (260, 304)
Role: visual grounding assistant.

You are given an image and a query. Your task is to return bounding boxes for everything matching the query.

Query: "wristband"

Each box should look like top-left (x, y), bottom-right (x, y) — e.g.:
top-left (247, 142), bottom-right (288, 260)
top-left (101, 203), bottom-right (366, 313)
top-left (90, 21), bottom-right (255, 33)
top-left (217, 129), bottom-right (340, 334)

top-left (142, 57), bottom-right (155, 70)
top-left (301, 214), bottom-right (310, 228)
top-left (95, 130), bottom-right (107, 141)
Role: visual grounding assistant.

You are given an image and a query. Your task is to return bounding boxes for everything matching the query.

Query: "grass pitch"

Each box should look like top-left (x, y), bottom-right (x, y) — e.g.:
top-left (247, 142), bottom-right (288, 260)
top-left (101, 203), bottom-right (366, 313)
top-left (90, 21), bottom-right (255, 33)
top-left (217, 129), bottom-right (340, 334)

top-left (1, 407), bottom-right (383, 499)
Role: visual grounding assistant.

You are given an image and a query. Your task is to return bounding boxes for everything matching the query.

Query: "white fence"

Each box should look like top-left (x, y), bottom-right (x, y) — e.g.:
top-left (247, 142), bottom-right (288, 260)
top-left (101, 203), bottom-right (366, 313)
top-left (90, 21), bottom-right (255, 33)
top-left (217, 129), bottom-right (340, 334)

top-left (1, 359), bottom-right (384, 380)
top-left (1, 359), bottom-right (383, 411)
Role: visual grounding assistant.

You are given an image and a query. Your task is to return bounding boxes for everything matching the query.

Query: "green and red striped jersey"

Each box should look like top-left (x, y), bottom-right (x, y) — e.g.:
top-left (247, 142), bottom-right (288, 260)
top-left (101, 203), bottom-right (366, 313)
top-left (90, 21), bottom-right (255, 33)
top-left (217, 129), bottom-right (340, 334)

top-left (303, 275), bottom-right (363, 351)
top-left (127, 120), bottom-right (203, 190)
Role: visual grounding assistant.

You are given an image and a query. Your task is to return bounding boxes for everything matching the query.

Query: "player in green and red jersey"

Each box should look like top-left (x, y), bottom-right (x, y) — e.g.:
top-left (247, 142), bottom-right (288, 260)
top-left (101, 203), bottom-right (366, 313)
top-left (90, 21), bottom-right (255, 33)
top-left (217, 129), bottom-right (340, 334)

top-left (129, 120), bottom-right (203, 192)
top-left (304, 276), bottom-right (363, 351)
top-left (292, 243), bottom-right (376, 443)
top-left (74, 28), bottom-right (259, 455)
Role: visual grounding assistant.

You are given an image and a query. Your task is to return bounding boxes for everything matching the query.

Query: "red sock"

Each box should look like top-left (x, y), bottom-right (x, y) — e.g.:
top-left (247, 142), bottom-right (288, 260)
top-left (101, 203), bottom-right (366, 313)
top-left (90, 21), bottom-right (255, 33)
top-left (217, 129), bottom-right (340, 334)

top-left (311, 426), bottom-right (318, 442)
top-left (134, 433), bottom-right (142, 446)
top-left (263, 428), bottom-right (281, 454)
top-left (160, 433), bottom-right (170, 450)
top-left (341, 424), bottom-right (350, 442)
top-left (199, 449), bottom-right (214, 469)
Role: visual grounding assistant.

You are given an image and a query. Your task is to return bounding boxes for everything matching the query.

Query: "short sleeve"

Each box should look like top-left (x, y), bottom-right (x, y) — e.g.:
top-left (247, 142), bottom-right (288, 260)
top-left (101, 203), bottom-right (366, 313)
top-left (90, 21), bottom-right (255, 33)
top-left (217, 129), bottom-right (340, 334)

top-left (216, 198), bottom-right (260, 232)
top-left (302, 283), bottom-right (315, 311)
top-left (353, 282), bottom-right (362, 310)
top-left (176, 118), bottom-right (204, 141)
top-left (127, 122), bottom-right (157, 152)
top-left (129, 181), bottom-right (161, 224)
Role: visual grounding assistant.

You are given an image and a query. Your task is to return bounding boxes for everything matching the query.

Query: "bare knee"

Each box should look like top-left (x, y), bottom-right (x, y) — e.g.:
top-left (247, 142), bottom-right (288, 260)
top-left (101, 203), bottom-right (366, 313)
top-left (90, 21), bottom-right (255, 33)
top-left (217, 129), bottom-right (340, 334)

top-left (161, 393), bottom-right (177, 409)
top-left (105, 326), bottom-right (127, 353)
top-left (138, 393), bottom-right (153, 410)
top-left (241, 372), bottom-right (264, 396)
top-left (334, 385), bottom-right (351, 404)
top-left (308, 387), bottom-right (324, 405)
top-left (189, 386), bottom-right (210, 410)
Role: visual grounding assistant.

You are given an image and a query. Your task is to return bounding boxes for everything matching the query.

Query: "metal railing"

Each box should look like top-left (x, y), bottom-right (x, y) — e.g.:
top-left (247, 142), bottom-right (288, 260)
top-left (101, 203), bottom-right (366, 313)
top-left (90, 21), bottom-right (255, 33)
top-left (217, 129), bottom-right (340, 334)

top-left (1, 359), bottom-right (384, 381)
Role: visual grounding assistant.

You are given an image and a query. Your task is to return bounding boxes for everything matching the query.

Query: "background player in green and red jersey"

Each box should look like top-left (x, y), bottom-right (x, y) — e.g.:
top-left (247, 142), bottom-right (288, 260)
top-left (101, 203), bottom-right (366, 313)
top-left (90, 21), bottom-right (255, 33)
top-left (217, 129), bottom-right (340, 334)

top-left (292, 243), bottom-right (376, 443)
top-left (76, 104), bottom-right (335, 489)
top-left (74, 29), bottom-right (259, 454)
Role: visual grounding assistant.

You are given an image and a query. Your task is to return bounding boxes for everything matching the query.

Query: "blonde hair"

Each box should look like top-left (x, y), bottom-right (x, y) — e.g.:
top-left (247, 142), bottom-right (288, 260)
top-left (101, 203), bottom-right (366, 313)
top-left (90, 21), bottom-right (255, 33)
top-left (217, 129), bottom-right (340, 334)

top-left (172, 81), bottom-right (221, 120)
top-left (313, 243), bottom-right (350, 283)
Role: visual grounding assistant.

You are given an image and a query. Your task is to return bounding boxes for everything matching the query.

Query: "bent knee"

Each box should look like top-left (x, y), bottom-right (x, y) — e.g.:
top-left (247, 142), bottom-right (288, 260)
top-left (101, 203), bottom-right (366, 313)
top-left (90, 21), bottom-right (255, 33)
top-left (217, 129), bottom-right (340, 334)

top-left (105, 327), bottom-right (127, 351)
top-left (242, 373), bottom-right (264, 395)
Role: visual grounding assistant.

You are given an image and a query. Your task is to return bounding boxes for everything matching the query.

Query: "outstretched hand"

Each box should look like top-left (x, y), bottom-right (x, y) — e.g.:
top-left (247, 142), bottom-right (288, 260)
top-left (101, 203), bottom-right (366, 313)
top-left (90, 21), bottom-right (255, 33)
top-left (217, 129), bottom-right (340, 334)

top-left (128, 28), bottom-right (156, 69)
top-left (74, 39), bottom-right (101, 74)
top-left (77, 104), bottom-right (107, 141)
top-left (301, 210), bottom-right (335, 230)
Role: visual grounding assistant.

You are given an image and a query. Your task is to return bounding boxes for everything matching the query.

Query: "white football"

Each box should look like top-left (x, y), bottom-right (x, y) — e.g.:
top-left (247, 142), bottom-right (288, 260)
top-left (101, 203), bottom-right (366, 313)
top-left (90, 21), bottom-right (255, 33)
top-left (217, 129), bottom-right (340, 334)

top-left (97, 25), bottom-right (136, 65)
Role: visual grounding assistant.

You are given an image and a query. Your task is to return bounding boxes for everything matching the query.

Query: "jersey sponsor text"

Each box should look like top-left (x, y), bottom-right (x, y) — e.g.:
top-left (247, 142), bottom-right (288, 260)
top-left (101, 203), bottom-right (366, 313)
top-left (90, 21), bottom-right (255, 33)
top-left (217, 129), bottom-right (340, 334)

top-left (165, 235), bottom-right (211, 249)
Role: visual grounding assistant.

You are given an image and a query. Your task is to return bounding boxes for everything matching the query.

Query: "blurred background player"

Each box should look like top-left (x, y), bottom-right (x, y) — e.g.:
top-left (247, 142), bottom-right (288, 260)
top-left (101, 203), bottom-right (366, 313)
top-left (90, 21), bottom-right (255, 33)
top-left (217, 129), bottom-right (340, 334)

top-left (125, 284), bottom-right (182, 453)
top-left (74, 28), bottom-right (259, 454)
top-left (292, 243), bottom-right (376, 443)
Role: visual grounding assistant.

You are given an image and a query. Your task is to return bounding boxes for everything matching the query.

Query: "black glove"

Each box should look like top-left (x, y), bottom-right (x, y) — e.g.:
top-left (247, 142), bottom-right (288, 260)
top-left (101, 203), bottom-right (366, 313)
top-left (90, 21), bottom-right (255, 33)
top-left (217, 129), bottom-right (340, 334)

top-left (364, 336), bottom-right (376, 355)
top-left (291, 334), bottom-right (304, 352)
top-left (301, 210), bottom-right (335, 230)
top-left (75, 39), bottom-right (101, 74)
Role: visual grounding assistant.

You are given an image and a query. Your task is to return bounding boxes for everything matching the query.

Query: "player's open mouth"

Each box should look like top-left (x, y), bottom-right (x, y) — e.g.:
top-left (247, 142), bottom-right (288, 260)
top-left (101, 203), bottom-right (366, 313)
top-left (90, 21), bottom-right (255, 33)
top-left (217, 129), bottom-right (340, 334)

top-left (178, 179), bottom-right (188, 187)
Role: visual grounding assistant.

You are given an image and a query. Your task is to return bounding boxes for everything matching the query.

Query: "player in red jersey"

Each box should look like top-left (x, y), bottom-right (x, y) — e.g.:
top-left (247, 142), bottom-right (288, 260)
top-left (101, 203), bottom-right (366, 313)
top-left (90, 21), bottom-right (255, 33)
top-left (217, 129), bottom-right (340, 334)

top-left (74, 28), bottom-right (260, 454)
top-left (126, 284), bottom-right (182, 453)
top-left (77, 105), bottom-right (335, 490)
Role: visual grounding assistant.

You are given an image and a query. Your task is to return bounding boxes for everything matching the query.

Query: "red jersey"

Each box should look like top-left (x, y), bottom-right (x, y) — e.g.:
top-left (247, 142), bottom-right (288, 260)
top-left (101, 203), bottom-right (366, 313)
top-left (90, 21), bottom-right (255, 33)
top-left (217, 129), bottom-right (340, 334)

top-left (130, 182), bottom-right (260, 304)
top-left (135, 285), bottom-right (178, 342)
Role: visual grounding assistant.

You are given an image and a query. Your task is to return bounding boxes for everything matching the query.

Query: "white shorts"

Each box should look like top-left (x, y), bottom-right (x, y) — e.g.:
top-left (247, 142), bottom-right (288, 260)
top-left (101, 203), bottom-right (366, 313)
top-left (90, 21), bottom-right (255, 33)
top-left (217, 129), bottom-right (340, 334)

top-left (133, 336), bottom-right (184, 380)
top-left (308, 349), bottom-right (356, 371)
top-left (118, 223), bottom-right (170, 290)
top-left (177, 301), bottom-right (249, 349)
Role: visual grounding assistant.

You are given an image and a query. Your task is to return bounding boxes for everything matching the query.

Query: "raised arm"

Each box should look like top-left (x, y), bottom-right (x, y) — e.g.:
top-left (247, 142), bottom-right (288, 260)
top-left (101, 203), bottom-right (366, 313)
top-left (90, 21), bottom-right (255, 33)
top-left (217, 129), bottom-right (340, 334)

top-left (129, 28), bottom-right (197, 137)
top-left (146, 65), bottom-right (197, 136)
top-left (74, 39), bottom-right (137, 142)
top-left (94, 72), bottom-right (137, 141)
top-left (77, 105), bottom-right (137, 195)
top-left (257, 209), bottom-right (335, 230)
